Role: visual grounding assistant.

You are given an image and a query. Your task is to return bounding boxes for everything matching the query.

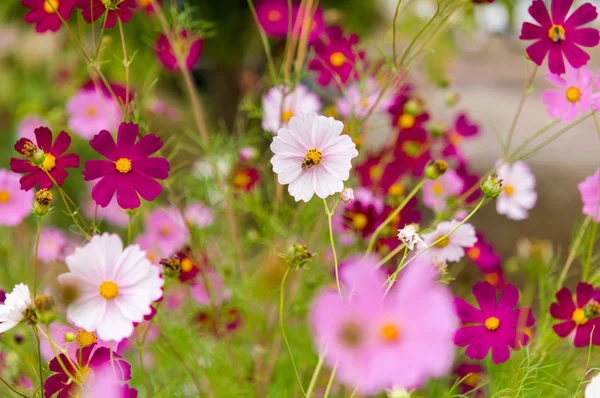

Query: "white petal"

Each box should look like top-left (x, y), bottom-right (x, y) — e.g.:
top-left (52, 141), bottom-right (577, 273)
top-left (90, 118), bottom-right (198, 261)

top-left (0, 321), bottom-right (18, 334)
top-left (95, 301), bottom-right (134, 342)
top-left (288, 112), bottom-right (317, 149)
top-left (114, 245), bottom-right (153, 287)
top-left (67, 295), bottom-right (107, 333)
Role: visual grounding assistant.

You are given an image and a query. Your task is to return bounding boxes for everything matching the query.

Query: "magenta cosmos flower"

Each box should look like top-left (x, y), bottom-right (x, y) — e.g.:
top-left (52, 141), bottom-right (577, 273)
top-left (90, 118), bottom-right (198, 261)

top-left (22, 0), bottom-right (75, 33)
top-left (155, 30), bottom-right (203, 71)
top-left (542, 65), bottom-right (600, 121)
top-left (256, 0), bottom-right (324, 43)
top-left (454, 282), bottom-right (533, 363)
top-left (0, 169), bottom-right (33, 226)
top-left (10, 127), bottom-right (80, 191)
top-left (578, 168), bottom-right (600, 222)
top-left (550, 282), bottom-right (600, 347)
top-left (520, 0), bottom-right (600, 75)
top-left (75, 0), bottom-right (136, 28)
top-left (83, 122), bottom-right (170, 210)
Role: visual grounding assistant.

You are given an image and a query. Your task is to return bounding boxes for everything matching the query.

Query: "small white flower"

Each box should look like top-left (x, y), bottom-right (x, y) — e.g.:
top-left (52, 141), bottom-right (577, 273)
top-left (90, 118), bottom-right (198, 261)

top-left (586, 372), bottom-right (600, 398)
top-left (422, 220), bottom-right (477, 263)
top-left (262, 84), bottom-right (321, 134)
top-left (397, 224), bottom-right (424, 251)
top-left (0, 283), bottom-right (31, 333)
top-left (496, 160), bottom-right (537, 220)
top-left (340, 187), bottom-right (355, 204)
top-left (58, 233), bottom-right (164, 342)
top-left (270, 112), bottom-right (359, 202)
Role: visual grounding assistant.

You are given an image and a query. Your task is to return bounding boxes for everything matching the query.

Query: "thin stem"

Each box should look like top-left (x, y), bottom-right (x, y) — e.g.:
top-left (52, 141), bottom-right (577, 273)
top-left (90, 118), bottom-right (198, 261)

top-left (505, 65), bottom-right (538, 154)
top-left (398, 0), bottom-right (440, 66)
top-left (293, 0), bottom-right (317, 80)
top-left (367, 178), bottom-right (426, 254)
top-left (33, 327), bottom-right (44, 398)
top-left (392, 0), bottom-right (403, 65)
top-left (509, 119), bottom-right (560, 159)
top-left (384, 246), bottom-right (409, 294)
top-left (136, 332), bottom-right (153, 398)
top-left (37, 326), bottom-right (80, 383)
top-left (557, 218), bottom-right (593, 289)
top-left (583, 221), bottom-right (597, 282)
top-left (92, 11), bottom-right (109, 61)
top-left (127, 212), bottom-right (133, 245)
top-left (324, 199), bottom-right (341, 295)
top-left (279, 267), bottom-right (307, 396)
top-left (246, 0), bottom-right (278, 83)
top-left (43, 170), bottom-right (91, 239)
top-left (92, 204), bottom-right (99, 231)
top-left (305, 353), bottom-right (325, 398)
top-left (376, 243), bottom-right (406, 268)
top-left (117, 19), bottom-right (131, 118)
top-left (323, 364), bottom-right (337, 398)
top-left (0, 376), bottom-right (27, 398)
top-left (33, 217), bottom-right (41, 297)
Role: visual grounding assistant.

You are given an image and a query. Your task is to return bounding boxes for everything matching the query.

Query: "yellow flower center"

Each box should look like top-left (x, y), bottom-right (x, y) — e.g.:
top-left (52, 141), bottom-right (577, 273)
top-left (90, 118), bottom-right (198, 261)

top-left (329, 52), bottom-right (346, 68)
top-left (44, 0), bottom-right (59, 14)
top-left (485, 316), bottom-right (500, 331)
top-left (350, 213), bottom-right (368, 230)
top-left (75, 365), bottom-right (94, 383)
top-left (398, 113), bottom-right (416, 129)
top-left (281, 109), bottom-right (294, 123)
top-left (432, 181), bottom-right (444, 195)
top-left (86, 106), bottom-right (97, 117)
top-left (369, 164), bottom-right (383, 182)
top-left (138, 0), bottom-right (152, 6)
top-left (115, 158), bottom-right (132, 174)
top-left (504, 184), bottom-right (514, 197)
top-left (267, 9), bottom-right (282, 22)
top-left (388, 183), bottom-right (405, 197)
top-left (159, 225), bottom-right (171, 237)
top-left (485, 272), bottom-right (500, 286)
top-left (467, 246), bottom-right (481, 261)
top-left (380, 322), bottom-right (401, 342)
top-left (232, 171), bottom-right (251, 188)
top-left (449, 132), bottom-right (463, 146)
top-left (301, 148), bottom-right (322, 170)
top-left (76, 330), bottom-right (98, 347)
top-left (435, 236), bottom-right (450, 248)
top-left (572, 308), bottom-right (588, 325)
top-left (99, 281), bottom-right (119, 300)
top-left (548, 24), bottom-right (566, 43)
top-left (0, 191), bottom-right (10, 203)
top-left (359, 98), bottom-right (370, 108)
top-left (463, 373), bottom-right (480, 387)
top-left (181, 257), bottom-right (194, 272)
top-left (42, 154), bottom-right (56, 171)
top-left (566, 87), bottom-right (581, 103)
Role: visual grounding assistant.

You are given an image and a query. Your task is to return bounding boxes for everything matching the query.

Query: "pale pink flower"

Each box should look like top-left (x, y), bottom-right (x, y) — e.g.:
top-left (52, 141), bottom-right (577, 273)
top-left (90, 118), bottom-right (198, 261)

top-left (66, 89), bottom-right (121, 139)
top-left (496, 161), bottom-right (537, 220)
top-left (184, 202), bottom-right (215, 229)
top-left (270, 112), bottom-right (358, 202)
top-left (37, 227), bottom-right (69, 264)
top-left (0, 169), bottom-right (33, 227)
top-left (239, 147), bottom-right (258, 161)
top-left (262, 84), bottom-right (321, 134)
top-left (16, 115), bottom-right (48, 140)
top-left (422, 220), bottom-right (477, 263)
top-left (148, 99), bottom-right (182, 121)
top-left (422, 169), bottom-right (464, 212)
top-left (190, 269), bottom-right (231, 306)
top-left (337, 78), bottom-right (392, 119)
top-left (578, 168), bottom-right (600, 222)
top-left (145, 207), bottom-right (189, 257)
top-left (134, 232), bottom-right (164, 265)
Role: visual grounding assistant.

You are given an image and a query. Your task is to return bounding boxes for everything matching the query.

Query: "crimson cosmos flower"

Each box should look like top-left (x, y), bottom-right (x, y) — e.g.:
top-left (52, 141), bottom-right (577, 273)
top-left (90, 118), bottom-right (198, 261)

top-left (550, 282), bottom-right (600, 347)
top-left (22, 0), bottom-right (75, 33)
top-left (155, 30), bottom-right (203, 71)
top-left (520, 0), bottom-right (600, 75)
top-left (10, 127), bottom-right (80, 191)
top-left (75, 0), bottom-right (136, 28)
top-left (83, 122), bottom-right (170, 210)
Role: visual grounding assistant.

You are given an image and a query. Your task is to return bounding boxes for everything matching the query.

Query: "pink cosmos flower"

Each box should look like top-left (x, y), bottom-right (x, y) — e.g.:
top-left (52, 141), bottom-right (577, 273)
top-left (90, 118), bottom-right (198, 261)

top-left (83, 122), bottom-right (170, 210)
top-left (0, 169), bottom-right (33, 227)
top-left (422, 220), bottom-right (477, 263)
top-left (184, 202), bottom-right (215, 229)
top-left (337, 78), bottom-right (393, 119)
top-left (578, 168), bottom-right (600, 222)
top-left (82, 363), bottom-right (138, 398)
top-left (190, 269), bottom-right (231, 306)
top-left (67, 88), bottom-right (122, 139)
top-left (155, 30), bottom-right (203, 71)
top-left (37, 227), bottom-right (69, 264)
top-left (542, 65), bottom-right (600, 121)
top-left (261, 84), bottom-right (322, 134)
top-left (145, 206), bottom-right (189, 257)
top-left (519, 0), bottom-right (600, 75)
top-left (309, 26), bottom-right (364, 88)
top-left (82, 80), bottom-right (134, 106)
top-left (454, 282), bottom-right (533, 364)
top-left (310, 255), bottom-right (458, 394)
top-left (135, 232), bottom-right (164, 265)
top-left (422, 169), bottom-right (464, 212)
top-left (22, 0), bottom-right (75, 33)
top-left (442, 113), bottom-right (480, 166)
top-left (75, 0), bottom-right (136, 29)
top-left (10, 127), bottom-right (80, 191)
top-left (16, 115), bottom-right (48, 140)
top-left (496, 161), bottom-right (537, 220)
top-left (148, 99), bottom-right (182, 121)
top-left (550, 282), bottom-right (600, 347)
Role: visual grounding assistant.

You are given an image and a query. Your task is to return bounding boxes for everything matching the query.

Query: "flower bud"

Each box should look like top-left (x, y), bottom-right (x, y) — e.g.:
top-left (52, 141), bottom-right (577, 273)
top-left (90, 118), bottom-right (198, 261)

top-left (404, 99), bottom-right (422, 116)
top-left (424, 160), bottom-right (448, 180)
top-left (282, 244), bottom-right (313, 269)
top-left (160, 255), bottom-right (181, 278)
top-left (340, 187), bottom-right (354, 204)
top-left (64, 332), bottom-right (76, 343)
top-left (428, 121), bottom-right (446, 138)
top-left (22, 306), bottom-right (38, 326)
top-left (480, 175), bottom-right (503, 199)
top-left (33, 189), bottom-right (53, 217)
top-left (34, 294), bottom-right (56, 325)
top-left (444, 92), bottom-right (460, 107)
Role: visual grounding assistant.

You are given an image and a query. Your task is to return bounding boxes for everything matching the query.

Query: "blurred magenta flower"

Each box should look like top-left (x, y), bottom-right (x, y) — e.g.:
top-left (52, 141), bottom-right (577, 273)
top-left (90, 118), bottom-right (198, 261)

top-left (83, 122), bottom-right (170, 210)
top-left (10, 127), bottom-right (80, 191)
top-left (0, 169), bottom-right (33, 227)
top-left (442, 112), bottom-right (480, 166)
top-left (551, 282), bottom-right (600, 346)
top-left (155, 30), bottom-right (203, 71)
top-left (578, 168), bottom-right (600, 221)
top-left (22, 0), bottom-right (75, 33)
top-left (496, 161), bottom-right (537, 220)
top-left (520, 0), bottom-right (600, 75)
top-left (75, 0), bottom-right (136, 28)
top-left (255, 0), bottom-right (324, 43)
top-left (67, 88), bottom-right (122, 139)
top-left (454, 362), bottom-right (486, 396)
top-left (261, 84), bottom-right (321, 134)
top-left (83, 362), bottom-right (138, 398)
top-left (337, 78), bottom-right (393, 119)
top-left (135, 0), bottom-right (160, 15)
top-left (542, 65), bottom-right (600, 121)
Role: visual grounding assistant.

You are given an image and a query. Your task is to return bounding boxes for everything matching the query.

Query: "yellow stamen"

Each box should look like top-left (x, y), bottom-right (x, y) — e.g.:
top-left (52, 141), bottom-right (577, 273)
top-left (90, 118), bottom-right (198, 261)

top-left (86, 106), bottom-right (97, 117)
top-left (233, 171), bottom-right (251, 188)
top-left (467, 246), bottom-right (481, 261)
top-left (301, 148), bottom-right (322, 170)
top-left (0, 191), bottom-right (10, 203)
top-left (398, 113), bottom-right (416, 129)
top-left (435, 236), bottom-right (450, 248)
top-left (75, 365), bottom-right (94, 383)
top-left (572, 308), bottom-right (588, 325)
top-left (339, 321), bottom-right (362, 347)
top-left (566, 87), bottom-right (581, 103)
top-left (42, 154), bottom-right (56, 171)
top-left (159, 225), bottom-right (171, 237)
top-left (463, 373), bottom-right (480, 387)
top-left (484, 316), bottom-right (500, 331)
top-left (504, 184), bottom-right (514, 196)
top-left (548, 24), bottom-right (566, 43)
top-left (329, 52), bottom-right (346, 68)
top-left (281, 109), bottom-right (294, 123)
top-left (485, 272), bottom-right (500, 286)
top-left (76, 330), bottom-right (98, 347)
top-left (380, 322), bottom-right (401, 342)
top-left (44, 0), bottom-right (59, 14)
top-left (115, 158), bottom-right (132, 174)
top-left (99, 281), bottom-right (119, 300)
top-left (138, 0), bottom-right (152, 6)
top-left (181, 257), bottom-right (194, 273)
top-left (369, 164), bottom-right (383, 182)
top-left (388, 183), bottom-right (405, 197)
top-left (350, 213), bottom-right (368, 230)
top-left (267, 9), bottom-right (282, 22)
top-left (432, 181), bottom-right (444, 195)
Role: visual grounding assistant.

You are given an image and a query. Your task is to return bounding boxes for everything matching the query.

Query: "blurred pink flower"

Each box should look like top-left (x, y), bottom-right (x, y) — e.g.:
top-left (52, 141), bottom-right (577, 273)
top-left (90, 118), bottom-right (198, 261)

top-left (67, 89), bottom-right (121, 139)
top-left (541, 65), bottom-right (599, 122)
top-left (190, 269), bottom-right (231, 306)
top-left (148, 99), bottom-right (182, 121)
top-left (496, 161), bottom-right (537, 220)
top-left (37, 227), bottom-right (69, 264)
top-left (145, 206), bottom-right (189, 257)
top-left (184, 202), bottom-right (215, 229)
top-left (16, 115), bottom-right (48, 140)
top-left (262, 84), bottom-right (321, 134)
top-left (0, 169), bottom-right (33, 227)
top-left (578, 168), bottom-right (600, 222)
top-left (337, 78), bottom-right (392, 118)
top-left (155, 30), bottom-right (203, 71)
top-left (422, 169), bottom-right (464, 212)
top-left (40, 322), bottom-right (114, 361)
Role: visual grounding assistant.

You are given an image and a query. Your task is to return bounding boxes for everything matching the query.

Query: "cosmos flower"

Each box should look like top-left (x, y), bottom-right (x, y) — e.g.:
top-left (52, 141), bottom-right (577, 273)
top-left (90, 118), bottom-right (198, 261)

top-left (58, 233), bottom-right (164, 342)
top-left (155, 30), bottom-right (203, 71)
top-left (339, 187), bottom-right (384, 239)
top-left (255, 0), bottom-right (324, 43)
top-left (309, 26), bottom-right (364, 88)
top-left (388, 95), bottom-right (430, 132)
top-left (337, 78), bottom-right (393, 119)
top-left (37, 227), bottom-right (69, 264)
top-left (377, 201), bottom-right (422, 252)
top-left (442, 113), bottom-right (480, 166)
top-left (16, 115), bottom-right (48, 140)
top-left (190, 269), bottom-right (231, 306)
top-left (454, 282), bottom-right (531, 363)
top-left (422, 169), bottom-right (464, 212)
top-left (66, 88), bottom-right (122, 139)
top-left (83, 122), bottom-right (170, 210)
top-left (519, 0), bottom-right (600, 75)
top-left (578, 168), bottom-right (600, 222)
top-left (40, 322), bottom-right (114, 361)
top-left (10, 127), bottom-right (80, 191)
top-left (0, 284), bottom-right (32, 333)
top-left (465, 233), bottom-right (502, 272)
top-left (262, 84), bottom-right (322, 134)
top-left (75, 0), bottom-right (136, 29)
top-left (0, 169), bottom-right (33, 227)
top-left (542, 65), bottom-right (600, 122)
top-left (82, 80), bottom-right (134, 106)
top-left (454, 362), bottom-right (486, 396)
top-left (496, 161), bottom-right (537, 220)
top-left (393, 127), bottom-right (431, 178)
top-left (270, 112), bottom-right (358, 202)
top-left (310, 255), bottom-right (458, 395)
top-left (82, 362), bottom-right (138, 398)
top-left (22, 0), bottom-right (75, 33)
top-left (144, 207), bottom-right (189, 257)
top-left (184, 202), bottom-right (215, 229)
top-left (230, 164), bottom-right (260, 192)
top-left (550, 282), bottom-right (600, 347)
top-left (422, 220), bottom-right (477, 263)
top-left (135, 0), bottom-right (160, 14)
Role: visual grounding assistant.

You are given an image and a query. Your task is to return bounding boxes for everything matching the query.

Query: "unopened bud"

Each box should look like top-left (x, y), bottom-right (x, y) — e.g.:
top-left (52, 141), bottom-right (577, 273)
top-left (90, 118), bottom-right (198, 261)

top-left (340, 187), bottom-right (354, 204)
top-left (282, 244), bottom-right (313, 269)
top-left (444, 92), bottom-right (460, 107)
top-left (424, 160), bottom-right (448, 180)
top-left (584, 300), bottom-right (600, 320)
top-left (404, 99), bottom-right (422, 116)
top-left (159, 255), bottom-right (181, 278)
top-left (64, 332), bottom-right (76, 343)
top-left (480, 175), bottom-right (503, 199)
top-left (428, 121), bottom-right (446, 138)
top-left (34, 294), bottom-right (56, 325)
top-left (34, 189), bottom-right (53, 217)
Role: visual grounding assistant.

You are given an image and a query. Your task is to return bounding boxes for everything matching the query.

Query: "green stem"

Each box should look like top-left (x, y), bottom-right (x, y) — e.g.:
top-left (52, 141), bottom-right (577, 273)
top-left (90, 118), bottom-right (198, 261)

top-left (367, 179), bottom-right (426, 254)
top-left (505, 65), bottom-right (538, 155)
top-left (557, 216), bottom-right (592, 289)
top-left (247, 0), bottom-right (278, 83)
top-left (323, 364), bottom-right (337, 398)
top-left (305, 353), bottom-right (325, 398)
top-left (398, 0), bottom-right (440, 66)
top-left (37, 326), bottom-right (81, 383)
top-left (0, 376), bottom-right (27, 398)
top-left (33, 328), bottom-right (44, 398)
top-left (376, 244), bottom-right (406, 268)
top-left (583, 221), bottom-right (597, 282)
top-left (33, 217), bottom-right (41, 297)
top-left (392, 0), bottom-right (403, 65)
top-left (324, 199), bottom-right (342, 295)
top-left (384, 246), bottom-right (409, 294)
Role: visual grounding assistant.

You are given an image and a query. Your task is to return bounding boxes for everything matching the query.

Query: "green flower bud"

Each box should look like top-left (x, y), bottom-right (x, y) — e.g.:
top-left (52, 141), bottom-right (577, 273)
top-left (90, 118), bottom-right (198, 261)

top-left (282, 244), bottom-right (313, 269)
top-left (64, 332), bottom-right (76, 343)
top-left (424, 160), bottom-right (448, 180)
top-left (480, 175), bottom-right (503, 199)
top-left (159, 256), bottom-right (182, 278)
top-left (34, 294), bottom-right (56, 325)
top-left (33, 189), bottom-right (53, 217)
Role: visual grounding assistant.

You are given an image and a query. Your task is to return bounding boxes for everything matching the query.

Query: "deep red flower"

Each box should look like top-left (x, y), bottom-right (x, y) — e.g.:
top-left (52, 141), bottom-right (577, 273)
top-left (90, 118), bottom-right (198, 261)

top-left (231, 165), bottom-right (260, 192)
top-left (466, 233), bottom-right (502, 273)
top-left (75, 0), bottom-right (136, 28)
top-left (393, 127), bottom-right (431, 177)
top-left (454, 362), bottom-right (486, 396)
top-left (550, 282), bottom-right (600, 347)
top-left (355, 154), bottom-right (410, 196)
top-left (22, 0), bottom-right (75, 33)
top-left (155, 30), bottom-right (203, 71)
top-left (10, 127), bottom-right (80, 191)
top-left (176, 249), bottom-right (210, 283)
top-left (83, 122), bottom-right (170, 210)
top-left (388, 95), bottom-right (429, 132)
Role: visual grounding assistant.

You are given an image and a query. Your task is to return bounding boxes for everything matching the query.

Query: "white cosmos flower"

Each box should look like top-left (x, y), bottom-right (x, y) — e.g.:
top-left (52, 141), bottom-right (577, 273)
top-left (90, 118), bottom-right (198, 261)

top-left (262, 84), bottom-right (322, 134)
top-left (586, 372), bottom-right (600, 397)
top-left (496, 160), bottom-right (537, 220)
top-left (270, 112), bottom-right (359, 202)
top-left (58, 233), bottom-right (164, 342)
top-left (422, 220), bottom-right (477, 263)
top-left (0, 283), bottom-right (31, 333)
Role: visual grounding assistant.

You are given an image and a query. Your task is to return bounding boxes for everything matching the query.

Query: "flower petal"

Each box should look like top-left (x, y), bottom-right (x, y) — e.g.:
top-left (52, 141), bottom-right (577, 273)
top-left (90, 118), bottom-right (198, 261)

top-left (90, 130), bottom-right (118, 161)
